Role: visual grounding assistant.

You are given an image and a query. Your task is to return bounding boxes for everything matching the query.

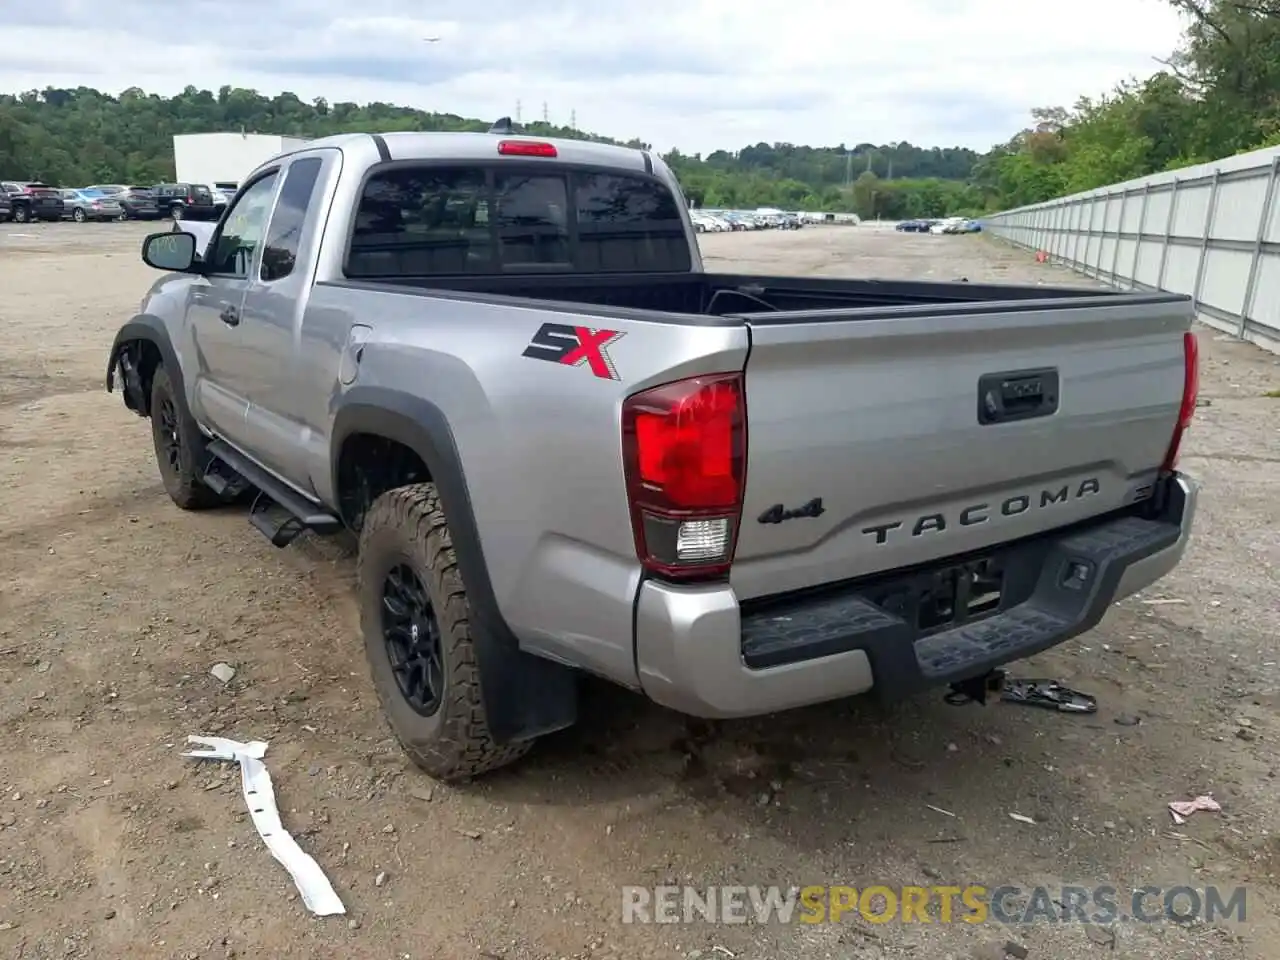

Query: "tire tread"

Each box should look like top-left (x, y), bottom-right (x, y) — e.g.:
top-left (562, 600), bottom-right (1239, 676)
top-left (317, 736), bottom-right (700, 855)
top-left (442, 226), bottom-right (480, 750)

top-left (357, 483), bottom-right (531, 782)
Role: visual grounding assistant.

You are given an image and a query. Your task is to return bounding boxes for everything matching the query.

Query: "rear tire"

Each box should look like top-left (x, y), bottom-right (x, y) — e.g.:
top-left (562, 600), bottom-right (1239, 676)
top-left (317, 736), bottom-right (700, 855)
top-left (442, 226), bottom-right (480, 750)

top-left (149, 366), bottom-right (219, 510)
top-left (72, 208), bottom-right (86, 223)
top-left (170, 204), bottom-right (184, 221)
top-left (357, 484), bottom-right (533, 782)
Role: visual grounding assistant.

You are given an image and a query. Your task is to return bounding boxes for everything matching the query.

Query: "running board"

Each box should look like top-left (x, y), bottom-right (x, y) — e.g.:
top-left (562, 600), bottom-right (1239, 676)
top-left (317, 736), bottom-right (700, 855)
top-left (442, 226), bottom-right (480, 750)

top-left (203, 439), bottom-right (343, 547)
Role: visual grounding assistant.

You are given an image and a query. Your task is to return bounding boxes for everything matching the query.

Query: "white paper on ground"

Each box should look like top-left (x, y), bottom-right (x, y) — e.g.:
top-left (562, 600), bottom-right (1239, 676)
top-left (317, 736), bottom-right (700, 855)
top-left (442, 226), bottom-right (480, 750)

top-left (182, 735), bottom-right (346, 916)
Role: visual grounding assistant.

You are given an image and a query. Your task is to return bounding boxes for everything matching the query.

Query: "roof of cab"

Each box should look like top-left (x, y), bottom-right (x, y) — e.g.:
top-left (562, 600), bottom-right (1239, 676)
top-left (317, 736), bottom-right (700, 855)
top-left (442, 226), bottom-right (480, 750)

top-left (301, 130), bottom-right (652, 174)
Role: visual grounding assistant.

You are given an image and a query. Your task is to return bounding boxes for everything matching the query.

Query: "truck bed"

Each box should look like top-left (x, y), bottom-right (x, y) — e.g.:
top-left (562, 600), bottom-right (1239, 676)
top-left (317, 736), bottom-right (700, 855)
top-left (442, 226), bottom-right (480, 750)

top-left (322, 269), bottom-right (1193, 604)
top-left (329, 270), bottom-right (1141, 320)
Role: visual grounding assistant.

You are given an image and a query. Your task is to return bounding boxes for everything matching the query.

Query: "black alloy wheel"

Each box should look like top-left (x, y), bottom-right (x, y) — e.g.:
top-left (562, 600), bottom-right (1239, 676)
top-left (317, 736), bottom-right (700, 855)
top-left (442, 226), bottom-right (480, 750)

top-left (156, 395), bottom-right (182, 476)
top-left (381, 563), bottom-right (445, 716)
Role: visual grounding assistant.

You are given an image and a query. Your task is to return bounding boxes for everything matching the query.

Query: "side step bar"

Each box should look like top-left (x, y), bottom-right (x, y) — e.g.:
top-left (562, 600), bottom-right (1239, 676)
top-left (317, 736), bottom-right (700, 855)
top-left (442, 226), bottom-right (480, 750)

top-left (203, 439), bottom-right (343, 547)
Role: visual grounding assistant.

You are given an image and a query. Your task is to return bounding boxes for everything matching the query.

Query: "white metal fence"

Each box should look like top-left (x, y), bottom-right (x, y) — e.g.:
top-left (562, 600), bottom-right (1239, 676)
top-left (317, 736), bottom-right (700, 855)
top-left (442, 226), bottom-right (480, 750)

top-left (983, 143), bottom-right (1280, 354)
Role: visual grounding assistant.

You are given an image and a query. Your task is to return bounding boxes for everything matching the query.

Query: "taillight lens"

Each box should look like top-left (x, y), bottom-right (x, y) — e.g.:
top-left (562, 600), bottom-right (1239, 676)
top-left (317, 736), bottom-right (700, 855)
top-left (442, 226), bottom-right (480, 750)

top-left (1161, 331), bottom-right (1200, 472)
top-left (621, 373), bottom-right (746, 582)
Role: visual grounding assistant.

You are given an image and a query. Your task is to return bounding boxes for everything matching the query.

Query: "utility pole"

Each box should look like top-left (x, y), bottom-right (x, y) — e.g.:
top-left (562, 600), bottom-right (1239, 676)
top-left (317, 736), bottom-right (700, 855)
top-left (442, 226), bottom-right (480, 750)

top-left (515, 100), bottom-right (522, 123)
top-left (542, 102), bottom-right (549, 123)
top-left (844, 150), bottom-right (852, 187)
top-left (570, 109), bottom-right (576, 130)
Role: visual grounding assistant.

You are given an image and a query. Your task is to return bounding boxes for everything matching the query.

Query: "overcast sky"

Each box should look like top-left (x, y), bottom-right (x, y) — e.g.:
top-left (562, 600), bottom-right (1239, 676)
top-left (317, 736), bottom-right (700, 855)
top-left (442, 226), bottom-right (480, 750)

top-left (0, 0), bottom-right (1186, 155)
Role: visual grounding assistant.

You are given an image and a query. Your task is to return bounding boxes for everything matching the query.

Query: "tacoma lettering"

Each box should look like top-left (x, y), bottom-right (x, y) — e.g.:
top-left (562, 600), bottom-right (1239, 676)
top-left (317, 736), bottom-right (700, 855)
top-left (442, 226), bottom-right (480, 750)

top-left (860, 478), bottom-right (1101, 545)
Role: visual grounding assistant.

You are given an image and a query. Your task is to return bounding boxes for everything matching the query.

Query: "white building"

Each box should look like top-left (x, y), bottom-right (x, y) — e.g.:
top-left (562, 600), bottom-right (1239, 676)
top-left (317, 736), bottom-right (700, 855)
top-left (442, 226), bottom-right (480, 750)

top-left (172, 133), bottom-right (309, 188)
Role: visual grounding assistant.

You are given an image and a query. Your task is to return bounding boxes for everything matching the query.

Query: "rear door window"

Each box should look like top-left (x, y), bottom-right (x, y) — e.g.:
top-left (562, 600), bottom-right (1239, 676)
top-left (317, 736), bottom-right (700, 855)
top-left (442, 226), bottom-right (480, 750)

top-left (346, 163), bottom-right (690, 277)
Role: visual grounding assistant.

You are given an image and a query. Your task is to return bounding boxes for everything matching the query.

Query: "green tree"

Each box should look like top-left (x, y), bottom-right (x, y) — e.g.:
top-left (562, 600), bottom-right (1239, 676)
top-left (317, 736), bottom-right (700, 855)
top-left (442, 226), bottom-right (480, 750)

top-left (974, 2), bottom-right (1280, 212)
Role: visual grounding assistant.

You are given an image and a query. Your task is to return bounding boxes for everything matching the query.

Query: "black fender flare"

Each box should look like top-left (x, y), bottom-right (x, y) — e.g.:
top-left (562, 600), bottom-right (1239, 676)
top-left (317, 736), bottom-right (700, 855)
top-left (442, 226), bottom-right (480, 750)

top-left (331, 386), bottom-right (578, 744)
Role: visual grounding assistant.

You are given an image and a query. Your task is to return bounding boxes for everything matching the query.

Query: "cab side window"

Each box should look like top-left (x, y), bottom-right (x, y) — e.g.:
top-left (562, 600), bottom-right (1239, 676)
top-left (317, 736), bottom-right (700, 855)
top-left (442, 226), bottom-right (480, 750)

top-left (206, 173), bottom-right (279, 277)
top-left (260, 158), bottom-right (323, 282)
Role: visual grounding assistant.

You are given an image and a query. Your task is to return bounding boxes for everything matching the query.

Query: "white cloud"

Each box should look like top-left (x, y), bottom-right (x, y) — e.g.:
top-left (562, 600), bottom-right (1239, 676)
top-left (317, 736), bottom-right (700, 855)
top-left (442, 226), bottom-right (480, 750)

top-left (0, 0), bottom-right (1187, 155)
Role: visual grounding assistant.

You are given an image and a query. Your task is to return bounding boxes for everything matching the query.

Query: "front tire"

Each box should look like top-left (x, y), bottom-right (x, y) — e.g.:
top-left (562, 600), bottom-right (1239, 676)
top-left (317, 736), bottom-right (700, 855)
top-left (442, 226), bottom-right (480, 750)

top-left (170, 204), bottom-right (184, 221)
top-left (149, 366), bottom-right (219, 510)
top-left (12, 205), bottom-right (29, 224)
top-left (356, 484), bottom-right (533, 782)
top-left (72, 207), bottom-right (86, 223)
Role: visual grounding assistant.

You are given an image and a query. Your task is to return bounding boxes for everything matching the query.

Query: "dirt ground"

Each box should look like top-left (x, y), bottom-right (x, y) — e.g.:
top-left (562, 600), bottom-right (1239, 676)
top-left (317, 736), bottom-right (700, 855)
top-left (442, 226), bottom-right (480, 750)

top-left (2, 220), bottom-right (1279, 960)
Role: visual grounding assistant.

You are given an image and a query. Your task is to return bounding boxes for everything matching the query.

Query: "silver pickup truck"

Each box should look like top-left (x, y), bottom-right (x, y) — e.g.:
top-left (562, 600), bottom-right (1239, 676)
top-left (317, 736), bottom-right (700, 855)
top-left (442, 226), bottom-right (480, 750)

top-left (106, 123), bottom-right (1201, 781)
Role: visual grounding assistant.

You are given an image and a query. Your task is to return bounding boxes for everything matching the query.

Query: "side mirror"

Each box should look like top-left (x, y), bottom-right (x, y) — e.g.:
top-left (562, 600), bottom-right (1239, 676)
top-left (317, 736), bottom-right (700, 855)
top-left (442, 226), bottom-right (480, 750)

top-left (141, 230), bottom-right (198, 272)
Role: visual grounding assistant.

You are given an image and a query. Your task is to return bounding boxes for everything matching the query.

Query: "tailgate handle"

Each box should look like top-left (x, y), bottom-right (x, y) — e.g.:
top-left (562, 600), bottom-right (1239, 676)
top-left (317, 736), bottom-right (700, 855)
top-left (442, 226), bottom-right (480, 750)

top-left (978, 369), bottom-right (1059, 424)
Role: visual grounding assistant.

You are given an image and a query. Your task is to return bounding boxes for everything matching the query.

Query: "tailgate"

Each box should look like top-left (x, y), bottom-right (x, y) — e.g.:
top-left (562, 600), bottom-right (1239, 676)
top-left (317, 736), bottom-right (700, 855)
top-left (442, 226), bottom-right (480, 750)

top-left (731, 295), bottom-right (1193, 602)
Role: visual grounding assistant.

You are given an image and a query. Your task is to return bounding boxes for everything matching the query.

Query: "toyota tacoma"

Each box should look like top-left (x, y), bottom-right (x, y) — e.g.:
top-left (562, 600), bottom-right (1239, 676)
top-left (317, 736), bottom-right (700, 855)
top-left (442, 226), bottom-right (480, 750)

top-left (106, 123), bottom-right (1201, 781)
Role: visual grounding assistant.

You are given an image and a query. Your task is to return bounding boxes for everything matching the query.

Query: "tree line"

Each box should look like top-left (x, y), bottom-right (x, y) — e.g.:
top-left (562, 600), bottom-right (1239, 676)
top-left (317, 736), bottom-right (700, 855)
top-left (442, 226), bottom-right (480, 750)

top-left (0, 1), bottom-right (1274, 220)
top-left (0, 85), bottom-right (983, 217)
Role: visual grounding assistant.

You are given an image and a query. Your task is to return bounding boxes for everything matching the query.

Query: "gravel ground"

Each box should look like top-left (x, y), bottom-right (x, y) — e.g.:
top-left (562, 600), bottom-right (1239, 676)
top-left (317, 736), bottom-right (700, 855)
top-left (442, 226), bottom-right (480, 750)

top-left (1, 219), bottom-right (1278, 960)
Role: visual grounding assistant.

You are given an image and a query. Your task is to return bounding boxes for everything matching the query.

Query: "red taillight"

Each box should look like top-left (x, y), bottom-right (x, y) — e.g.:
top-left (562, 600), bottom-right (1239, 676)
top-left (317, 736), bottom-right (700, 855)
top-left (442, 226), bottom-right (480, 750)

top-left (621, 373), bottom-right (747, 582)
top-left (1161, 331), bottom-right (1200, 472)
top-left (497, 140), bottom-right (557, 158)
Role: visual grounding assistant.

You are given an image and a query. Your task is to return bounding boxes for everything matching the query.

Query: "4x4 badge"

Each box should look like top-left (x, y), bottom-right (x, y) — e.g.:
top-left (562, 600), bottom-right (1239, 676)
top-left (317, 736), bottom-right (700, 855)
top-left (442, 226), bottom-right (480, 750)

top-left (522, 323), bottom-right (624, 380)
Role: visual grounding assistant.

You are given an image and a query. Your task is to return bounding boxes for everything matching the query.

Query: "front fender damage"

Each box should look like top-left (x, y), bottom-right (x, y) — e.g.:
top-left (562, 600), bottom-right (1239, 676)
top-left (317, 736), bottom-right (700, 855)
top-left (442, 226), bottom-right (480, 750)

top-left (107, 339), bottom-right (153, 417)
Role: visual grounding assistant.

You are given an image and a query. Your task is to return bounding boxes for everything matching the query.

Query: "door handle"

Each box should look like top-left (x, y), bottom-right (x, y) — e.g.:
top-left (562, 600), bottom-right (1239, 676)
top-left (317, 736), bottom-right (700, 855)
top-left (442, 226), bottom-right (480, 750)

top-left (220, 305), bottom-right (240, 327)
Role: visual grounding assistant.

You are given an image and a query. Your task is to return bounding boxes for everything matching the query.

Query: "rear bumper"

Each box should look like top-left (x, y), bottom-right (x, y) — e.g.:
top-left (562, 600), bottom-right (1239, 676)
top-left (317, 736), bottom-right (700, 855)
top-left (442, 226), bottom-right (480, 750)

top-left (635, 472), bottom-right (1198, 719)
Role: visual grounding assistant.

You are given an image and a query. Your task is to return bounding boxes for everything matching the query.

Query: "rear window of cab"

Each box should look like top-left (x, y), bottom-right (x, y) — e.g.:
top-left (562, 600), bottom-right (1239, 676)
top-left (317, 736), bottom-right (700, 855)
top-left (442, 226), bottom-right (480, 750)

top-left (346, 165), bottom-right (692, 277)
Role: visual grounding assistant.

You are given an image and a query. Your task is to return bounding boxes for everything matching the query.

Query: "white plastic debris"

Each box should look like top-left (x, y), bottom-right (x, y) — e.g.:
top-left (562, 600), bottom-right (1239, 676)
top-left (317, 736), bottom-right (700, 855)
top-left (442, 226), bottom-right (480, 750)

top-left (182, 736), bottom-right (345, 916)
top-left (1168, 794), bottom-right (1222, 825)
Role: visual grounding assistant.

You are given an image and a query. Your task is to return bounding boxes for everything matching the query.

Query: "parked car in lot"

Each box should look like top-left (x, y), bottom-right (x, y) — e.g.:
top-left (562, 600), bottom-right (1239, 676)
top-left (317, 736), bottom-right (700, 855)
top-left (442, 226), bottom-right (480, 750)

top-left (213, 184), bottom-right (238, 214)
top-left (151, 182), bottom-right (220, 221)
top-left (1, 181), bottom-right (65, 222)
top-left (690, 211), bottom-right (728, 233)
top-left (107, 128), bottom-right (1201, 783)
top-left (895, 219), bottom-right (936, 233)
top-left (0, 192), bottom-right (10, 222)
top-left (86, 184), bottom-right (161, 220)
top-left (59, 189), bottom-right (124, 222)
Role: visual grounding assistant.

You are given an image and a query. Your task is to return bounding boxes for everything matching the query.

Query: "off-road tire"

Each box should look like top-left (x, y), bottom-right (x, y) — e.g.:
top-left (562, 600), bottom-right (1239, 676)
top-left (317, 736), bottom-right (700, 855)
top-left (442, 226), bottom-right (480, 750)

top-left (149, 366), bottom-right (220, 510)
top-left (357, 484), bottom-right (532, 782)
